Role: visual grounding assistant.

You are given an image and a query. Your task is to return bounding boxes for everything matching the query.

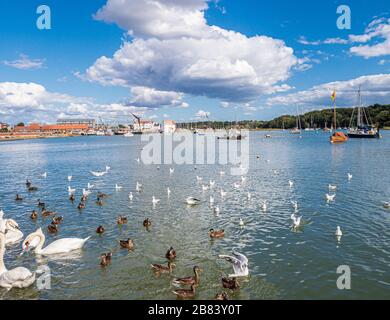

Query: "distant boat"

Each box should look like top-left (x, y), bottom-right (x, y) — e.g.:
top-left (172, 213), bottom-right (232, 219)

top-left (347, 86), bottom-right (380, 139)
top-left (330, 90), bottom-right (348, 144)
top-left (290, 107), bottom-right (302, 134)
top-left (124, 132), bottom-right (134, 137)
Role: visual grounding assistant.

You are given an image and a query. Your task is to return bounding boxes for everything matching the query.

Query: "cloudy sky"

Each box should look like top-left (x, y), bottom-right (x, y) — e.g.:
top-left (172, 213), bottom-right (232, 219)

top-left (1, 0), bottom-right (390, 125)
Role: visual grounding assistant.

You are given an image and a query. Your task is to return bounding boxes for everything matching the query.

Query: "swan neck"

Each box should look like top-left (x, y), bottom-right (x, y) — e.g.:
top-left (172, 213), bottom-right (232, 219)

top-left (35, 232), bottom-right (46, 253)
top-left (0, 233), bottom-right (6, 273)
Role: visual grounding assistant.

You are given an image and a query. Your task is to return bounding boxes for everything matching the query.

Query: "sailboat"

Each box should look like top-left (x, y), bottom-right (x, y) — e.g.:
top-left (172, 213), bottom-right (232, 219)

top-left (347, 86), bottom-right (380, 139)
top-left (305, 116), bottom-right (315, 131)
top-left (290, 107), bottom-right (302, 134)
top-left (330, 90), bottom-right (348, 144)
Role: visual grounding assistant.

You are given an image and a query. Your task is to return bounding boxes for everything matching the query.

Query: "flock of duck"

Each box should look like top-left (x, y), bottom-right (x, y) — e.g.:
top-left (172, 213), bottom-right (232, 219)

top-left (1, 158), bottom-right (389, 299)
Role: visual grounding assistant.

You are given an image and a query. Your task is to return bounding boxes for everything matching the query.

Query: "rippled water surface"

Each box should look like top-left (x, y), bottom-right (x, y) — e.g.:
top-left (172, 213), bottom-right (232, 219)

top-left (0, 131), bottom-right (389, 300)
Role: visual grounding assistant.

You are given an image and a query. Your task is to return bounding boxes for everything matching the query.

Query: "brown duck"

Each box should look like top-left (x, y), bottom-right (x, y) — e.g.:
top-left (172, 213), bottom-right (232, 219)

top-left (77, 202), bottom-right (85, 210)
top-left (96, 226), bottom-right (105, 234)
top-left (15, 194), bottom-right (23, 201)
top-left (119, 238), bottom-right (134, 250)
top-left (172, 285), bottom-right (196, 299)
top-left (143, 218), bottom-right (152, 228)
top-left (209, 229), bottom-right (225, 239)
top-left (222, 277), bottom-right (240, 290)
top-left (47, 223), bottom-right (58, 234)
top-left (172, 266), bottom-right (201, 286)
top-left (151, 262), bottom-right (176, 274)
top-left (165, 246), bottom-right (176, 261)
top-left (117, 215), bottom-right (128, 225)
top-left (215, 292), bottom-right (229, 300)
top-left (96, 199), bottom-right (104, 206)
top-left (37, 199), bottom-right (45, 207)
top-left (100, 252), bottom-right (112, 267)
top-left (30, 210), bottom-right (38, 220)
top-left (42, 209), bottom-right (56, 217)
top-left (52, 216), bottom-right (63, 225)
top-left (69, 194), bottom-right (75, 202)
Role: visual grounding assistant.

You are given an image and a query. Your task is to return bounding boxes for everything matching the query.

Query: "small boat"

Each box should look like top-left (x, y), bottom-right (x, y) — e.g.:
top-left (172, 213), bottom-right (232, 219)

top-left (347, 87), bottom-right (380, 139)
top-left (290, 107), bottom-right (302, 134)
top-left (124, 132), bottom-right (134, 137)
top-left (329, 90), bottom-right (348, 144)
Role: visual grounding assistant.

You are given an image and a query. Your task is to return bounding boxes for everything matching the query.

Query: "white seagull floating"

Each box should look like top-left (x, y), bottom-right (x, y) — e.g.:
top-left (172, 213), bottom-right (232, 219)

top-left (209, 180), bottom-right (216, 187)
top-left (115, 184), bottom-right (123, 191)
top-left (41, 172), bottom-right (47, 178)
top-left (219, 251), bottom-right (249, 277)
top-left (167, 187), bottom-right (171, 196)
top-left (289, 180), bottom-right (294, 188)
top-left (87, 182), bottom-right (94, 189)
top-left (152, 196), bottom-right (160, 205)
top-left (128, 192), bottom-right (134, 201)
top-left (196, 176), bottom-right (203, 182)
top-left (186, 197), bottom-right (201, 205)
top-left (291, 214), bottom-right (302, 229)
top-left (136, 182), bottom-right (142, 192)
top-left (348, 173), bottom-right (353, 181)
top-left (67, 175), bottom-right (72, 182)
top-left (291, 201), bottom-right (298, 212)
top-left (202, 185), bottom-right (209, 192)
top-left (169, 168), bottom-right (175, 175)
top-left (239, 218), bottom-right (245, 227)
top-left (328, 184), bottom-right (337, 191)
top-left (67, 186), bottom-right (76, 195)
top-left (2, 219), bottom-right (23, 245)
top-left (209, 196), bottom-right (215, 204)
top-left (326, 194), bottom-right (336, 202)
top-left (335, 226), bottom-right (343, 237)
top-left (220, 189), bottom-right (227, 197)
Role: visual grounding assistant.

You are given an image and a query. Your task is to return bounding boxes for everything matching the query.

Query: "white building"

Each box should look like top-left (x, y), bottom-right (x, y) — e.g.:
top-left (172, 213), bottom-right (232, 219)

top-left (133, 120), bottom-right (161, 133)
top-left (163, 120), bottom-right (176, 134)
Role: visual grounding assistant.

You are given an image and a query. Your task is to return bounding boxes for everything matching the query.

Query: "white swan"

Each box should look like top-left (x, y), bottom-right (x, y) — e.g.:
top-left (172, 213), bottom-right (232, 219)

top-left (22, 228), bottom-right (90, 256)
top-left (186, 197), bottom-right (201, 205)
top-left (326, 194), bottom-right (336, 202)
top-left (328, 184), bottom-right (337, 191)
top-left (219, 251), bottom-right (249, 277)
top-left (291, 214), bottom-right (302, 229)
top-left (0, 230), bottom-right (35, 290)
top-left (3, 219), bottom-right (23, 245)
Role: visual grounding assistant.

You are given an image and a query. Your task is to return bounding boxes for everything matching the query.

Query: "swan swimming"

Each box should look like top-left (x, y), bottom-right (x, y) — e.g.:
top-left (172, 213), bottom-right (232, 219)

top-left (219, 251), bottom-right (249, 277)
top-left (186, 197), bottom-right (201, 205)
top-left (3, 219), bottom-right (23, 244)
top-left (0, 228), bottom-right (35, 290)
top-left (22, 228), bottom-right (90, 256)
top-left (326, 194), bottom-right (336, 202)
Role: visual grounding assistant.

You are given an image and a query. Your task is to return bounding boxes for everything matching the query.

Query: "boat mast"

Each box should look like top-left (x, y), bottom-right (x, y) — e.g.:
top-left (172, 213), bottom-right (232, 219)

top-left (333, 92), bottom-right (337, 130)
top-left (357, 85), bottom-right (362, 127)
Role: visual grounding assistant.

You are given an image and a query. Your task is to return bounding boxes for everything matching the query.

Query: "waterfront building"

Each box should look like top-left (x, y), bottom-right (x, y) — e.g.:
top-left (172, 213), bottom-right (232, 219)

top-left (163, 120), bottom-right (176, 134)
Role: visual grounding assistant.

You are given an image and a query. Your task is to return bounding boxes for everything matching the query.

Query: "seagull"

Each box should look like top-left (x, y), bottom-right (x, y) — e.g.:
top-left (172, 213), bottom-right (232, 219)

top-left (273, 170), bottom-right (280, 175)
top-left (67, 186), bottom-right (76, 195)
top-left (239, 218), bottom-right (245, 227)
top-left (91, 171), bottom-right (106, 177)
top-left (167, 187), bottom-right (171, 196)
top-left (247, 192), bottom-right (251, 200)
top-left (67, 175), bottom-right (72, 182)
top-left (115, 184), bottom-right (123, 191)
top-left (135, 158), bottom-right (140, 163)
top-left (152, 196), bottom-right (160, 205)
top-left (328, 184), bottom-right (337, 191)
top-left (196, 176), bottom-right (203, 182)
top-left (128, 192), bottom-right (134, 201)
top-left (219, 251), bottom-right (249, 277)
top-left (213, 206), bottom-right (220, 215)
top-left (261, 201), bottom-right (267, 212)
top-left (291, 214), bottom-right (302, 229)
top-left (209, 196), bottom-right (215, 204)
top-left (289, 180), bottom-right (294, 188)
top-left (335, 226), bottom-right (343, 237)
top-left (136, 181), bottom-right (142, 192)
top-left (326, 194), bottom-right (336, 202)
top-left (82, 188), bottom-right (91, 197)
top-left (220, 189), bottom-right (227, 197)
top-left (220, 171), bottom-right (226, 176)
top-left (348, 173), bottom-right (353, 181)
top-left (169, 168), bottom-right (175, 174)
top-left (291, 201), bottom-right (298, 212)
top-left (233, 182), bottom-right (241, 189)
top-left (241, 176), bottom-right (247, 183)
top-left (186, 197), bottom-right (201, 205)
top-left (41, 172), bottom-right (47, 178)
top-left (87, 182), bottom-right (94, 189)
top-left (202, 185), bottom-right (209, 192)
top-left (209, 180), bottom-right (216, 187)
top-left (105, 165), bottom-right (111, 172)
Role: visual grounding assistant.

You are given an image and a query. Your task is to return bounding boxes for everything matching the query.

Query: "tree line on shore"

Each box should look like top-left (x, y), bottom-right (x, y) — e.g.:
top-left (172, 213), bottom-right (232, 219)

top-left (178, 104), bottom-right (390, 130)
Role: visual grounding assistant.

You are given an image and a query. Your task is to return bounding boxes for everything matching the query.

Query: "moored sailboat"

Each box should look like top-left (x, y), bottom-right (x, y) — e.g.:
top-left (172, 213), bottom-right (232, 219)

top-left (330, 90), bottom-right (348, 144)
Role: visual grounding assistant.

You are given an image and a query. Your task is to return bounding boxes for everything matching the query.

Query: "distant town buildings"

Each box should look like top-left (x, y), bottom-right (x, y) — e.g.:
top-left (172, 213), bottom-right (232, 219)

top-left (57, 118), bottom-right (96, 128)
top-left (133, 119), bottom-right (161, 133)
top-left (163, 120), bottom-right (176, 134)
top-left (0, 122), bottom-right (9, 131)
top-left (13, 123), bottom-right (89, 134)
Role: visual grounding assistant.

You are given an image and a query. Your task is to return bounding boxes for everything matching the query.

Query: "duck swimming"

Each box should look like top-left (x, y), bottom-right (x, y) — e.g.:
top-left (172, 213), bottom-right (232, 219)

top-left (28, 186), bottom-right (38, 192)
top-left (222, 277), bottom-right (240, 290)
top-left (117, 216), bottom-right (128, 225)
top-left (96, 226), bottom-right (105, 234)
top-left (47, 223), bottom-right (58, 234)
top-left (151, 262), bottom-right (175, 274)
top-left (172, 266), bottom-right (201, 286)
top-left (42, 208), bottom-right (56, 217)
top-left (209, 229), bottom-right (225, 239)
top-left (100, 252), bottom-right (112, 267)
top-left (30, 210), bottom-right (38, 220)
top-left (15, 194), bottom-right (23, 201)
top-left (119, 238), bottom-right (134, 250)
top-left (69, 194), bottom-right (75, 202)
top-left (77, 202), bottom-right (85, 210)
top-left (52, 216), bottom-right (63, 225)
top-left (0, 231), bottom-right (35, 290)
top-left (143, 218), bottom-right (152, 228)
top-left (165, 247), bottom-right (176, 261)
top-left (26, 180), bottom-right (32, 188)
top-left (172, 284), bottom-right (196, 299)
top-left (22, 228), bottom-right (90, 256)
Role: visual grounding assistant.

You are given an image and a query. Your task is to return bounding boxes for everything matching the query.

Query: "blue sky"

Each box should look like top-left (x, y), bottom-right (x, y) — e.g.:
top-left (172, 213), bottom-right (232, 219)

top-left (1, 0), bottom-right (390, 125)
